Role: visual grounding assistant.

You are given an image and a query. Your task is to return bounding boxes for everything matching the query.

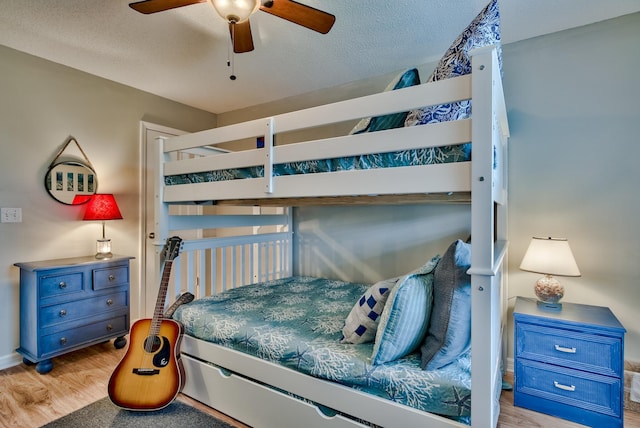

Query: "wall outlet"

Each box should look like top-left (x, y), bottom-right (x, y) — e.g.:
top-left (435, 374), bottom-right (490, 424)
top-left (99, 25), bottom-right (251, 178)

top-left (1, 207), bottom-right (22, 223)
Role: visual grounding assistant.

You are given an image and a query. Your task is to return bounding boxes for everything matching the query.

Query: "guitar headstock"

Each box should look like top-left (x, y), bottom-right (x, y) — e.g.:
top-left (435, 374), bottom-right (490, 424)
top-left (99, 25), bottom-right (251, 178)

top-left (160, 236), bottom-right (183, 262)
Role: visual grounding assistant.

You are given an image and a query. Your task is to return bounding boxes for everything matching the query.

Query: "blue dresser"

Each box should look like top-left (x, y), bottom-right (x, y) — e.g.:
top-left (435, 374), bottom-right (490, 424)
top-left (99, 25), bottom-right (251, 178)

top-left (15, 255), bottom-right (133, 374)
top-left (514, 297), bottom-right (625, 427)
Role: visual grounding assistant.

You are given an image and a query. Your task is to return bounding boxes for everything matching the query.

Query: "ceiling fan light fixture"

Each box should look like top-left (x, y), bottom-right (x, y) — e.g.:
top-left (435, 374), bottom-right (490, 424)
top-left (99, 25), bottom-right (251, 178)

top-left (211, 0), bottom-right (260, 23)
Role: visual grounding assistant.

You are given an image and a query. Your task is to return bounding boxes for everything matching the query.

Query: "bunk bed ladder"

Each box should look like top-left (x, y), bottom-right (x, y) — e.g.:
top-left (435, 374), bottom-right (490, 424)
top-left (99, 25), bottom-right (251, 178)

top-left (469, 45), bottom-right (510, 428)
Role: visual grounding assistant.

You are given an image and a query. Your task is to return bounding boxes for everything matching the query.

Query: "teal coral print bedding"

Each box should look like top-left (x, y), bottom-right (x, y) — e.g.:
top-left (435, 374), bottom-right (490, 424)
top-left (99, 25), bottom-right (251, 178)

top-left (164, 145), bottom-right (471, 186)
top-left (172, 277), bottom-right (472, 422)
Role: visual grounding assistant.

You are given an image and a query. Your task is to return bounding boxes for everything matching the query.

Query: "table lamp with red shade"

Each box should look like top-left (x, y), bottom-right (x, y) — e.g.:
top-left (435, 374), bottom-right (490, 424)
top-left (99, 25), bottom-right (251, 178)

top-left (83, 194), bottom-right (123, 259)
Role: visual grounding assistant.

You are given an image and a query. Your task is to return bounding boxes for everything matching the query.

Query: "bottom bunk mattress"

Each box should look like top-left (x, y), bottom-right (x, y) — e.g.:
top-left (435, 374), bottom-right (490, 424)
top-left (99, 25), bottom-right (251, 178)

top-left (172, 276), bottom-right (471, 423)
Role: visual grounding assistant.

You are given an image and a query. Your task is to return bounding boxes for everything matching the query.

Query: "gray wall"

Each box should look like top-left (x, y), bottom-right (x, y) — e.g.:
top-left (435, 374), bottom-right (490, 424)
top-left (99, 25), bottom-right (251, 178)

top-left (505, 13), bottom-right (640, 362)
top-left (0, 45), bottom-right (217, 367)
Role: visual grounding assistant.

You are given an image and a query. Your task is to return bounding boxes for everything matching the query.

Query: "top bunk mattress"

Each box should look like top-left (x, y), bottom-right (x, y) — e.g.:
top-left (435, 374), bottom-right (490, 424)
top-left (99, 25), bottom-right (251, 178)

top-left (164, 144), bottom-right (471, 186)
top-left (172, 276), bottom-right (471, 424)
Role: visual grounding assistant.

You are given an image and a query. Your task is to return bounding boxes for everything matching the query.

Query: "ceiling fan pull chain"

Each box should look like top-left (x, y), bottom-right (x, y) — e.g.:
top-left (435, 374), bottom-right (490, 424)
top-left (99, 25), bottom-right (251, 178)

top-left (227, 23), bottom-right (237, 81)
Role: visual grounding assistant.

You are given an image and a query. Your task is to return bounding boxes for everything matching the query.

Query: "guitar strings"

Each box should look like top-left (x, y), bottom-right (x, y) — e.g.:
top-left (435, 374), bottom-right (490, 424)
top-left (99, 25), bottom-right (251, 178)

top-left (138, 260), bottom-right (173, 372)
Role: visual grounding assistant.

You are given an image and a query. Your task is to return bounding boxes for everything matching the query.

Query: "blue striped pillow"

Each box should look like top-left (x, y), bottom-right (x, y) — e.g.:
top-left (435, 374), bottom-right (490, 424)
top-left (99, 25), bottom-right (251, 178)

top-left (371, 256), bottom-right (439, 365)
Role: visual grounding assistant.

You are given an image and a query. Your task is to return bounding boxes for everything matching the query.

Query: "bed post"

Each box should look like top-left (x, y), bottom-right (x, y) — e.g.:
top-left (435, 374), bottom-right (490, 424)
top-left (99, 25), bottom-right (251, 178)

top-left (469, 45), bottom-right (509, 428)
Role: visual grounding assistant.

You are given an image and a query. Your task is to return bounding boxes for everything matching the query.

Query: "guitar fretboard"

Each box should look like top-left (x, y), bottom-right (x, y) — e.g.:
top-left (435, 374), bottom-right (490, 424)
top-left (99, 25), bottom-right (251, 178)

top-left (150, 259), bottom-right (173, 338)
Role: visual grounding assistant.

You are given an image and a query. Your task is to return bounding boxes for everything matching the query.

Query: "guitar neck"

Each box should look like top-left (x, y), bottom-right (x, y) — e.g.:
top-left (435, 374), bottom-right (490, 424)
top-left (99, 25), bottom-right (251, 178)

top-left (150, 260), bottom-right (173, 336)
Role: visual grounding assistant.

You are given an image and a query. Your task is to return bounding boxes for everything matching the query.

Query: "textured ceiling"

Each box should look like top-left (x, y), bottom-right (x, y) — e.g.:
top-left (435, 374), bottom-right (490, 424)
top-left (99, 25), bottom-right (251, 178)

top-left (1, 0), bottom-right (639, 113)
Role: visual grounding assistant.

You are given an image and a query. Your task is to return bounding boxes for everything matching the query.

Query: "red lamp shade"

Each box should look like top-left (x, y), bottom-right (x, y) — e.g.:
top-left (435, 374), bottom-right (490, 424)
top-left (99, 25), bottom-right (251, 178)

top-left (83, 194), bottom-right (123, 221)
top-left (71, 194), bottom-right (93, 205)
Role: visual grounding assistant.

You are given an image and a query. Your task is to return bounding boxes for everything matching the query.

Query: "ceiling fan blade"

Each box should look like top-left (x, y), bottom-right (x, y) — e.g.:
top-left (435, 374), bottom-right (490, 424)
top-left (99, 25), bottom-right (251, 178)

top-left (129, 0), bottom-right (207, 14)
top-left (230, 20), bottom-right (255, 53)
top-left (260, 0), bottom-right (335, 34)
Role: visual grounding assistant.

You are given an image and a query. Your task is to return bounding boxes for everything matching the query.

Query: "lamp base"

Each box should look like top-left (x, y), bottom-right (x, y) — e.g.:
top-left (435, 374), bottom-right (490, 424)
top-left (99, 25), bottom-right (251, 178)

top-left (534, 274), bottom-right (564, 309)
top-left (536, 300), bottom-right (563, 311)
top-left (95, 238), bottom-right (113, 259)
top-left (95, 252), bottom-right (113, 259)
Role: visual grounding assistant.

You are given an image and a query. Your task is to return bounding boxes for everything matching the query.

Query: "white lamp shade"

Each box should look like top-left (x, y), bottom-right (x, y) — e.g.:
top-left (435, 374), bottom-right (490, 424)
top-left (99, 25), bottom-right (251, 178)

top-left (519, 237), bottom-right (581, 277)
top-left (211, 0), bottom-right (260, 23)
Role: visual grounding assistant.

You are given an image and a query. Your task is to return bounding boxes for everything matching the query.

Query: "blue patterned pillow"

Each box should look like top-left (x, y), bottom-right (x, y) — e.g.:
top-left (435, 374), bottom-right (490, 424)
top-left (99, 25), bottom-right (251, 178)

top-left (349, 68), bottom-right (420, 135)
top-left (404, 0), bottom-right (502, 127)
top-left (421, 240), bottom-right (472, 370)
top-left (371, 256), bottom-right (439, 365)
top-left (341, 277), bottom-right (397, 344)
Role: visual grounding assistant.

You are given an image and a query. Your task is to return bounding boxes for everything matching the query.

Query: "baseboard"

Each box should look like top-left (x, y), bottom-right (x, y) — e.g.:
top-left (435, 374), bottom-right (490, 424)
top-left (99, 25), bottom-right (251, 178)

top-left (505, 357), bottom-right (514, 374)
top-left (0, 351), bottom-right (23, 371)
top-left (624, 360), bottom-right (640, 413)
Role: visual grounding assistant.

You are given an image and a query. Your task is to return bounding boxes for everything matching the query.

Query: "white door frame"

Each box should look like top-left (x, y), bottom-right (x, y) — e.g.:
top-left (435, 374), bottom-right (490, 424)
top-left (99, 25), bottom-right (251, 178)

top-left (137, 121), bottom-right (187, 319)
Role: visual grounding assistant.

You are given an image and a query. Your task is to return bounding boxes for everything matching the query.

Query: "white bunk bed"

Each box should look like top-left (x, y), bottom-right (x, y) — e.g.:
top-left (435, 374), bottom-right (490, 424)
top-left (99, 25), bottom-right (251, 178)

top-left (148, 44), bottom-right (509, 428)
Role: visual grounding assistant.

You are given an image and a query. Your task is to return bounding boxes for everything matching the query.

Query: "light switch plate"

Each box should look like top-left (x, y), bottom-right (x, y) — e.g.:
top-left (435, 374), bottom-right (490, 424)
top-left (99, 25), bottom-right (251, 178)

top-left (1, 207), bottom-right (22, 223)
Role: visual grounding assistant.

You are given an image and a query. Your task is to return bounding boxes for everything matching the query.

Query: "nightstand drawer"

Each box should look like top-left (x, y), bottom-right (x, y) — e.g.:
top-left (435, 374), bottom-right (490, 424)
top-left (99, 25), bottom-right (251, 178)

top-left (40, 272), bottom-right (83, 298)
top-left (40, 291), bottom-right (128, 328)
top-left (93, 266), bottom-right (128, 290)
top-left (515, 359), bottom-right (621, 419)
top-left (41, 314), bottom-right (128, 356)
top-left (516, 322), bottom-right (622, 377)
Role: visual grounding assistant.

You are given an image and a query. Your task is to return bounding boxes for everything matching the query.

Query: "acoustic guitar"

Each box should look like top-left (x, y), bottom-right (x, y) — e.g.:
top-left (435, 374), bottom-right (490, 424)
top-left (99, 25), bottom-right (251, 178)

top-left (108, 236), bottom-right (185, 411)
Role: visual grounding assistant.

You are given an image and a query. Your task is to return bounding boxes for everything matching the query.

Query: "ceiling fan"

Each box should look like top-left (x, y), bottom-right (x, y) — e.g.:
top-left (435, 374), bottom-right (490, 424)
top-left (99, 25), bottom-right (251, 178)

top-left (129, 0), bottom-right (336, 54)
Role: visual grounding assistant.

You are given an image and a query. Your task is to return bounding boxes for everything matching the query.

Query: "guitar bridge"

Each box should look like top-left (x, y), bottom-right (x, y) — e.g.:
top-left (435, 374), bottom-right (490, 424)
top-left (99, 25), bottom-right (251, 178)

top-left (133, 368), bottom-right (160, 376)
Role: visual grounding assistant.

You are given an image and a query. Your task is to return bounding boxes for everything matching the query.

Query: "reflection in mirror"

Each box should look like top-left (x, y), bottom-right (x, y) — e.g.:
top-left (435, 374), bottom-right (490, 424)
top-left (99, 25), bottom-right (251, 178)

top-left (45, 161), bottom-right (98, 205)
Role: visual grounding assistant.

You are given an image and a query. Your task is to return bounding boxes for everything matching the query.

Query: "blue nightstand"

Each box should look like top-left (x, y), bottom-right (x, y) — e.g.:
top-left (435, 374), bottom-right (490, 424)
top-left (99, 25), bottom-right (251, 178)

top-left (514, 297), bottom-right (625, 427)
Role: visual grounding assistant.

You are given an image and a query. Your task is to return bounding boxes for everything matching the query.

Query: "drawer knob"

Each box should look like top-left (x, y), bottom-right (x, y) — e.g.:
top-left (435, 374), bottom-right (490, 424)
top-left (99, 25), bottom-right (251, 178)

top-left (106, 324), bottom-right (113, 331)
top-left (554, 344), bottom-right (577, 354)
top-left (553, 381), bottom-right (576, 392)
top-left (106, 299), bottom-right (114, 306)
top-left (59, 337), bottom-right (67, 345)
top-left (108, 274), bottom-right (115, 282)
top-left (59, 281), bottom-right (67, 289)
top-left (59, 309), bottom-right (67, 317)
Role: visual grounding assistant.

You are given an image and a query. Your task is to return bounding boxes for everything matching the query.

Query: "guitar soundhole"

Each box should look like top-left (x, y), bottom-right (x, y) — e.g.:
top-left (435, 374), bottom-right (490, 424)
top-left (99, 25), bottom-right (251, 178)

top-left (144, 335), bottom-right (162, 353)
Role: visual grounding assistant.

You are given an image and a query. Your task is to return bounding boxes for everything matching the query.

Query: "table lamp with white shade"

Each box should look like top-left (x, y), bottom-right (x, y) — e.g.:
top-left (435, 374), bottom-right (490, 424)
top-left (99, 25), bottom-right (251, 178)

top-left (519, 237), bottom-right (581, 309)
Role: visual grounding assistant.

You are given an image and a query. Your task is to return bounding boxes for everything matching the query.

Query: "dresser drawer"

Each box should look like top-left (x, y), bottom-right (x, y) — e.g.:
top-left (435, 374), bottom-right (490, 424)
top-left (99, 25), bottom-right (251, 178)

top-left (40, 291), bottom-right (128, 328)
top-left (516, 322), bottom-right (622, 377)
top-left (515, 359), bottom-right (621, 419)
top-left (93, 266), bottom-right (128, 290)
top-left (39, 272), bottom-right (84, 298)
top-left (41, 314), bottom-right (128, 356)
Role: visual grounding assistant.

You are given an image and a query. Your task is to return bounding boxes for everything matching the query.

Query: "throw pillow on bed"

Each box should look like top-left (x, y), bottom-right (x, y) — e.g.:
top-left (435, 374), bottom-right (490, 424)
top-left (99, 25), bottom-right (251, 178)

top-left (420, 239), bottom-right (472, 370)
top-left (349, 68), bottom-right (421, 135)
top-left (341, 277), bottom-right (398, 344)
top-left (404, 0), bottom-right (501, 127)
top-left (371, 255), bottom-right (439, 365)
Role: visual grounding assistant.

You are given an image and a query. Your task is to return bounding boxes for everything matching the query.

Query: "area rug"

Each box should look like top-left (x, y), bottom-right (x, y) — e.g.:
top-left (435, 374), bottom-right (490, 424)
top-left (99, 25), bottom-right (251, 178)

top-left (41, 397), bottom-right (236, 428)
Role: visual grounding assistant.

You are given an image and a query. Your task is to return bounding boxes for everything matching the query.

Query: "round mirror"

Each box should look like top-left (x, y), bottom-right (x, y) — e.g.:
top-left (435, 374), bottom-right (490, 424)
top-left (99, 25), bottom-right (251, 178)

top-left (44, 161), bottom-right (98, 205)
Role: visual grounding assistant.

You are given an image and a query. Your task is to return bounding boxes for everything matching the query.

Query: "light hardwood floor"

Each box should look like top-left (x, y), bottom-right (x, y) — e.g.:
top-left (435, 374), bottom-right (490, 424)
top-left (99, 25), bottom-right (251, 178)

top-left (1, 342), bottom-right (638, 428)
